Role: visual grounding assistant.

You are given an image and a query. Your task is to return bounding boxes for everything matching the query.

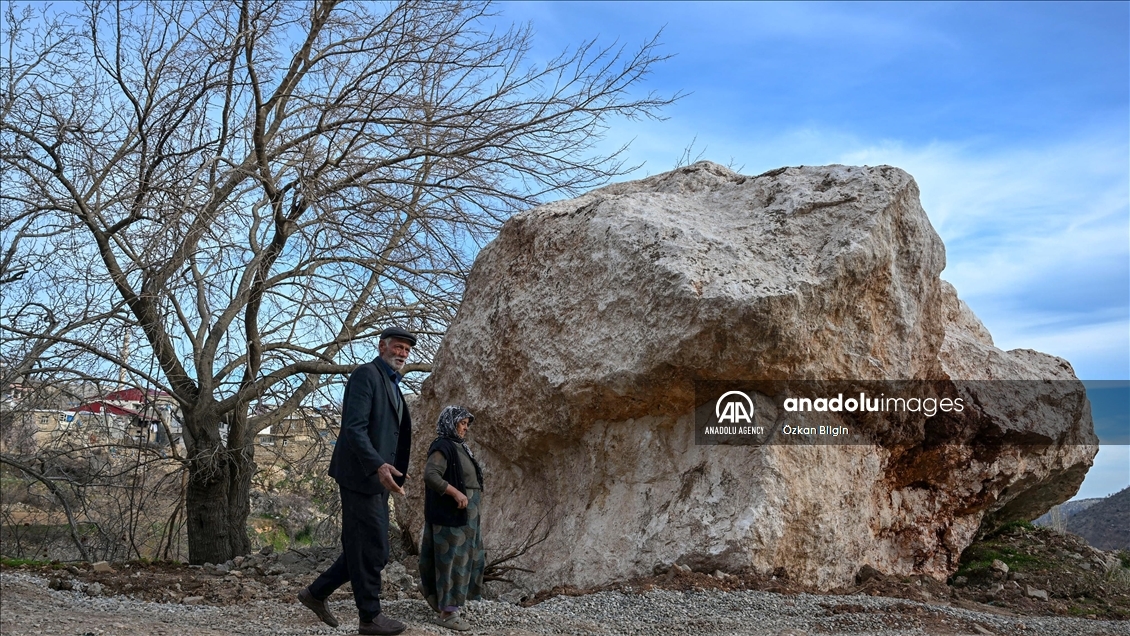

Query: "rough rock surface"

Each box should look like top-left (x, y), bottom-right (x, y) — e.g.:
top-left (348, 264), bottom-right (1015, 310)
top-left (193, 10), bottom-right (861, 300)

top-left (397, 161), bottom-right (1098, 592)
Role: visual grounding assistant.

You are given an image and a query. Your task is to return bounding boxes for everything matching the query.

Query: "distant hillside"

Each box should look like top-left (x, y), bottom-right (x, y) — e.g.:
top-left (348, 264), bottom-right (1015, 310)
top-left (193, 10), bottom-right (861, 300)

top-left (1067, 487), bottom-right (1130, 550)
top-left (1034, 497), bottom-right (1103, 528)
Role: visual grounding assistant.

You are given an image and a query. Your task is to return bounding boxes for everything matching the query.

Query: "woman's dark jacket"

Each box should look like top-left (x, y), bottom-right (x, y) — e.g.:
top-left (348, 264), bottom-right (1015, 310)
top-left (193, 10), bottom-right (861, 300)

top-left (424, 437), bottom-right (484, 527)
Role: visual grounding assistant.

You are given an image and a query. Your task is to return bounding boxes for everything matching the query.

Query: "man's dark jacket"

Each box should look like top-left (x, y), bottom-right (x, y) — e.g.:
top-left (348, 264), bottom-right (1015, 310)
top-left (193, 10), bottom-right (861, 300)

top-left (328, 359), bottom-right (411, 494)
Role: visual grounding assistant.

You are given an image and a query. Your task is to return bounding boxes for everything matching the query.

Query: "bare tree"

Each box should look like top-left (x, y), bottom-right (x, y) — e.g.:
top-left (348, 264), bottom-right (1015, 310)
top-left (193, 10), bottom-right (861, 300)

top-left (1, 0), bottom-right (675, 564)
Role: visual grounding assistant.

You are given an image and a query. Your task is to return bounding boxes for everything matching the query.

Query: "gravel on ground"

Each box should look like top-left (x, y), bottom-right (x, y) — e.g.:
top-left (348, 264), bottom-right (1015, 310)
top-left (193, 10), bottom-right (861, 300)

top-left (3, 570), bottom-right (1128, 636)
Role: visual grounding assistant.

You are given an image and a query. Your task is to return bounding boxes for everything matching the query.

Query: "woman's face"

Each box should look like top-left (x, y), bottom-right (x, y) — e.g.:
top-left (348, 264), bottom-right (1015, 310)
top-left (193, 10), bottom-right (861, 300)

top-left (455, 417), bottom-right (470, 438)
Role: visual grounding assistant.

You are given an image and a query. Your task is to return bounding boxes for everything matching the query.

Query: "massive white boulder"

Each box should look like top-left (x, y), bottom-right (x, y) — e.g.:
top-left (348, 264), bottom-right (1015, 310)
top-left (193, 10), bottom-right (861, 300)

top-left (398, 161), bottom-right (1097, 591)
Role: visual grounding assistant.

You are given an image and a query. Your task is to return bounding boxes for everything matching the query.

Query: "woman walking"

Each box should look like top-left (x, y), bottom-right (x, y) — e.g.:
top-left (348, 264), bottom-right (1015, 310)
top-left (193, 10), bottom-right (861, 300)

top-left (419, 405), bottom-right (485, 632)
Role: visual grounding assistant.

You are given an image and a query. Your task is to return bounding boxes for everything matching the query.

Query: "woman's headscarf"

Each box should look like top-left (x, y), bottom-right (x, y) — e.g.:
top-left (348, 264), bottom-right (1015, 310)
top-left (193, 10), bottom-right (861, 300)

top-left (435, 405), bottom-right (476, 458)
top-left (434, 405), bottom-right (484, 486)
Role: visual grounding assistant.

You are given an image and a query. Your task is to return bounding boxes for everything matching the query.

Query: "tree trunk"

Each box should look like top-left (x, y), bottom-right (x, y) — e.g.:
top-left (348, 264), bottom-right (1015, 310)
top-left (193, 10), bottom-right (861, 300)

top-left (184, 436), bottom-right (254, 564)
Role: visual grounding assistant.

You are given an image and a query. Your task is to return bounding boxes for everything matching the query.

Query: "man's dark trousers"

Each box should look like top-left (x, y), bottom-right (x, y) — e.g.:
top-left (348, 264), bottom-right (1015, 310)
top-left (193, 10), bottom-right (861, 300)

top-left (308, 487), bottom-right (389, 621)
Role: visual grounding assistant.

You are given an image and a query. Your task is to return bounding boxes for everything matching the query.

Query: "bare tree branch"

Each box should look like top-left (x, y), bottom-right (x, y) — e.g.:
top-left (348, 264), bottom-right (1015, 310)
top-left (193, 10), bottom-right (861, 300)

top-left (1, 0), bottom-right (676, 564)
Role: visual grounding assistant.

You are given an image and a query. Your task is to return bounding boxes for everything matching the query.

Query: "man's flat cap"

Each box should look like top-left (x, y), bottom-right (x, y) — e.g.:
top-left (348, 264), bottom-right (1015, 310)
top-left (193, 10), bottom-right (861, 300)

top-left (379, 326), bottom-right (417, 346)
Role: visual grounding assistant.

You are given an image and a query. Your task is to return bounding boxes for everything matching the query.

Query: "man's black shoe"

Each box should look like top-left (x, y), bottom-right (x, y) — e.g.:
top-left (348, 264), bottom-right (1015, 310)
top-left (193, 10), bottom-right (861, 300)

top-left (359, 613), bottom-right (407, 635)
top-left (298, 587), bottom-right (339, 628)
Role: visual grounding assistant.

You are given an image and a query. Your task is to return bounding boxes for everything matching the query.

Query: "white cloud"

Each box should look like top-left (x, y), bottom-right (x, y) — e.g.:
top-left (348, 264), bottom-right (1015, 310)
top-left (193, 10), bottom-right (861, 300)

top-left (838, 133), bottom-right (1129, 379)
top-left (839, 135), bottom-right (1127, 239)
top-left (991, 318), bottom-right (1129, 379)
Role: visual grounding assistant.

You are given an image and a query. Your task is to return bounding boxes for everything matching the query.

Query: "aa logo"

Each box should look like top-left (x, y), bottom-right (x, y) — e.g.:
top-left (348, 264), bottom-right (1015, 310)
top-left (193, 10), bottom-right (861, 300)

top-left (715, 390), bottom-right (755, 424)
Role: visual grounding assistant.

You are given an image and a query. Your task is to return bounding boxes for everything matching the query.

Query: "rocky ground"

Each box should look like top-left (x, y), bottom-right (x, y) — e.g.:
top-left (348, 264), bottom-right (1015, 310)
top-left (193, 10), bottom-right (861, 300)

top-left (2, 524), bottom-right (1127, 636)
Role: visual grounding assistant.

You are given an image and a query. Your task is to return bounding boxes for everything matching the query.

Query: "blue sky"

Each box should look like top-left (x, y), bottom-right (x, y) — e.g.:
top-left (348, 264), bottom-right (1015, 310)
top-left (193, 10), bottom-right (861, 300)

top-left (489, 1), bottom-right (1129, 497)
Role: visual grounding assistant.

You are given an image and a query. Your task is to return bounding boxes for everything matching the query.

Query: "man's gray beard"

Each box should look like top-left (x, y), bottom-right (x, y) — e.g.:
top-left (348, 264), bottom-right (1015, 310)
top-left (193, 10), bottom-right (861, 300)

top-left (384, 356), bottom-right (405, 371)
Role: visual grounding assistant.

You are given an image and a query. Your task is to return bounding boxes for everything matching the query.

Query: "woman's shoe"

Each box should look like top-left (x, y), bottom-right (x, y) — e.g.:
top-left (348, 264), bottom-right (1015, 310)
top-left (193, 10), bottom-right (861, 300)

top-left (438, 612), bottom-right (471, 632)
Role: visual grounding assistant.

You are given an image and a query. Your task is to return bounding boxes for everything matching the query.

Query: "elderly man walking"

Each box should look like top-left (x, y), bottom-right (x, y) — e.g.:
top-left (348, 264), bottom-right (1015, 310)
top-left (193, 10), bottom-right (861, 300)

top-left (298, 327), bottom-right (416, 635)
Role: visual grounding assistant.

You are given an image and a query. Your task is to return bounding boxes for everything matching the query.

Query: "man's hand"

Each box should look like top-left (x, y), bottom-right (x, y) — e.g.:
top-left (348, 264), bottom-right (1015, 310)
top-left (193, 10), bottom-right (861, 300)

top-left (376, 463), bottom-right (405, 495)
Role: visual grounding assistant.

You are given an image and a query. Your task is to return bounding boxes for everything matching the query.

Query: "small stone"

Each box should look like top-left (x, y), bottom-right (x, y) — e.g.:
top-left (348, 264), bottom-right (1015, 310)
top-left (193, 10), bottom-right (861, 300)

top-left (278, 552), bottom-right (304, 567)
top-left (91, 561), bottom-right (114, 573)
top-left (182, 595), bottom-right (205, 605)
top-left (259, 545), bottom-right (274, 556)
top-left (1008, 572), bottom-right (1025, 581)
top-left (952, 575), bottom-right (968, 586)
top-left (67, 565), bottom-right (82, 575)
top-left (214, 563), bottom-right (230, 574)
top-left (86, 582), bottom-right (103, 596)
top-left (48, 577), bottom-right (74, 591)
top-left (987, 583), bottom-right (1003, 596)
top-left (855, 565), bottom-right (883, 584)
top-left (1026, 586), bottom-right (1049, 601)
top-left (972, 625), bottom-right (995, 636)
top-left (990, 559), bottom-right (1009, 575)
top-left (233, 556), bottom-right (244, 567)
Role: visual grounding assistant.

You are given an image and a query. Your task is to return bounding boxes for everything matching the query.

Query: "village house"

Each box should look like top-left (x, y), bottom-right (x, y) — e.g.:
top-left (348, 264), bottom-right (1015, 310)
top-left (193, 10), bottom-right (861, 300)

top-left (254, 405), bottom-right (339, 466)
top-left (1, 385), bottom-right (183, 454)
